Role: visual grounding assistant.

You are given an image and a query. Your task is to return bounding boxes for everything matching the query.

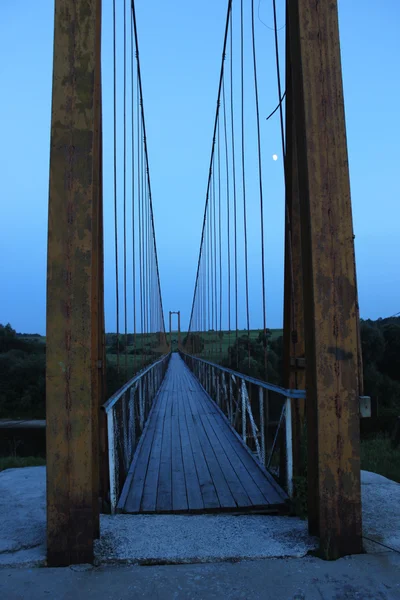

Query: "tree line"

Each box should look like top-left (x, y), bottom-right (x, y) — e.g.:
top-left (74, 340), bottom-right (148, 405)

top-left (0, 317), bottom-right (399, 418)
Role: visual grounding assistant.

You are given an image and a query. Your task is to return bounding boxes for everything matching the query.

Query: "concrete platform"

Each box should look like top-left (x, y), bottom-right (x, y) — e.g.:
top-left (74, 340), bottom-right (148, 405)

top-left (0, 466), bottom-right (399, 569)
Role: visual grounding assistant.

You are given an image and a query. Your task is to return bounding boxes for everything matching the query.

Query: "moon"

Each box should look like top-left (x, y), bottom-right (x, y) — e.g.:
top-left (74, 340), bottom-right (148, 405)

top-left (272, 154), bottom-right (278, 161)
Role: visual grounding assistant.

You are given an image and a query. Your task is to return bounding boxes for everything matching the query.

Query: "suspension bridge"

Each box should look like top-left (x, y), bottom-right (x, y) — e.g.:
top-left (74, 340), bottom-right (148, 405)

top-left (46, 0), bottom-right (366, 567)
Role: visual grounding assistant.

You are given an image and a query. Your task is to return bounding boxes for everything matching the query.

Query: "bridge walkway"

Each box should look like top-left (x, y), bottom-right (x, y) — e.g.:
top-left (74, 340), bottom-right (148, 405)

top-left (118, 354), bottom-right (287, 514)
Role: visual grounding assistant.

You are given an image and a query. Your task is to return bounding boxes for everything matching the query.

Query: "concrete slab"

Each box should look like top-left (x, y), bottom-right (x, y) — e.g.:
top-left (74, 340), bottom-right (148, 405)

top-left (361, 470), bottom-right (400, 553)
top-left (1, 554), bottom-right (400, 599)
top-left (96, 514), bottom-right (317, 564)
top-left (1, 466), bottom-right (399, 568)
top-left (0, 467), bottom-right (46, 567)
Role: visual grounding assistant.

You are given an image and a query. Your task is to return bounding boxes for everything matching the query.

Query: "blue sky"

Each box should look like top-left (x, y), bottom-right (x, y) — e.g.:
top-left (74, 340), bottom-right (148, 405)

top-left (0, 0), bottom-right (399, 334)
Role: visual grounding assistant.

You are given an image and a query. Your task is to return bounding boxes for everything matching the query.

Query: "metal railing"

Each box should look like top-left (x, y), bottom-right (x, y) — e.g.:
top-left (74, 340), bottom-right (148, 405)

top-left (102, 353), bottom-right (171, 512)
top-left (180, 352), bottom-right (305, 497)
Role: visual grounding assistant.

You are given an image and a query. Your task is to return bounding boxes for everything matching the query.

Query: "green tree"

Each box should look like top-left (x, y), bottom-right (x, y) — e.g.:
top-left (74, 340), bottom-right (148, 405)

top-left (380, 323), bottom-right (400, 382)
top-left (360, 321), bottom-right (385, 366)
top-left (183, 333), bottom-right (204, 354)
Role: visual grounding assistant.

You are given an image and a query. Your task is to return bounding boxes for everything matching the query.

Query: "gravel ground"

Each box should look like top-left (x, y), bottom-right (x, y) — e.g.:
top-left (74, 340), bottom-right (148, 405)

top-left (1, 466), bottom-right (399, 567)
top-left (95, 513), bottom-right (317, 564)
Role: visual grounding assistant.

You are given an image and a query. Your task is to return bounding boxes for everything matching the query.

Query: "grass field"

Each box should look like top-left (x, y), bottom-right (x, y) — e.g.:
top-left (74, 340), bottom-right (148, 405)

top-left (0, 456), bottom-right (46, 472)
top-left (361, 435), bottom-right (400, 483)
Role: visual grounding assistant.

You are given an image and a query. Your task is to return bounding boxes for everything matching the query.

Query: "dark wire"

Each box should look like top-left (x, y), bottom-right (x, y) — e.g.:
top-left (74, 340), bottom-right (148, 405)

top-left (241, 0), bottom-right (251, 367)
top-left (136, 72), bottom-right (141, 370)
top-left (251, 0), bottom-right (268, 379)
top-left (217, 117), bottom-right (223, 356)
top-left (131, 10), bottom-right (136, 365)
top-left (138, 107), bottom-right (144, 367)
top-left (272, 0), bottom-right (286, 157)
top-left (222, 78), bottom-right (231, 347)
top-left (213, 157), bottom-right (217, 359)
top-left (113, 0), bottom-right (120, 372)
top-left (131, 0), bottom-right (167, 339)
top-left (123, 0), bottom-right (128, 375)
top-left (211, 162), bottom-right (215, 358)
top-left (258, 0), bottom-right (285, 31)
top-left (143, 165), bottom-right (148, 363)
top-left (230, 12), bottom-right (239, 370)
top-left (209, 200), bottom-right (212, 358)
top-left (186, 0), bottom-right (232, 337)
top-left (362, 536), bottom-right (400, 555)
top-left (266, 90), bottom-right (286, 121)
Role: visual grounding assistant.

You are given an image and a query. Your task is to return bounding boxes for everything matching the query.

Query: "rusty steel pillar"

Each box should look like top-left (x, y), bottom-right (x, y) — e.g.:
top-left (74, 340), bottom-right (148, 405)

top-left (46, 0), bottom-right (102, 566)
top-left (287, 0), bottom-right (363, 558)
top-left (282, 15), bottom-right (306, 483)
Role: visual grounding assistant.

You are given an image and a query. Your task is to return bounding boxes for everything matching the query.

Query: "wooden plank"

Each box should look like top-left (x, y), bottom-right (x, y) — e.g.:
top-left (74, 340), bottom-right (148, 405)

top-left (199, 413), bottom-right (252, 507)
top-left (46, 0), bottom-right (101, 566)
top-left (196, 385), bottom-right (284, 506)
top-left (201, 410), bottom-right (268, 507)
top-left (186, 365), bottom-right (286, 505)
top-left (123, 395), bottom-right (162, 513)
top-left (176, 365), bottom-right (204, 511)
top-left (171, 377), bottom-right (189, 511)
top-left (123, 354), bottom-right (287, 515)
top-left (118, 377), bottom-right (164, 511)
top-left (140, 388), bottom-right (169, 512)
top-left (156, 387), bottom-right (173, 511)
top-left (288, 0), bottom-right (362, 558)
top-left (184, 374), bottom-right (237, 509)
top-left (181, 372), bottom-right (220, 510)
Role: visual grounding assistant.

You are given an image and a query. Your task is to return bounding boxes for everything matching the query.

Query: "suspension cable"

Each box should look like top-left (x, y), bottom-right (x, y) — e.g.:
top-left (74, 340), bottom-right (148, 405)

top-left (113, 0), bottom-right (120, 371)
top-left (240, 0), bottom-right (251, 367)
top-left (251, 0), bottom-right (268, 378)
top-left (186, 0), bottom-right (233, 336)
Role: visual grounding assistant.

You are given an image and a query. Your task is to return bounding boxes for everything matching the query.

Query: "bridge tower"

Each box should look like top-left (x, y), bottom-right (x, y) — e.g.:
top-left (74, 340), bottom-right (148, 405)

top-left (169, 311), bottom-right (182, 350)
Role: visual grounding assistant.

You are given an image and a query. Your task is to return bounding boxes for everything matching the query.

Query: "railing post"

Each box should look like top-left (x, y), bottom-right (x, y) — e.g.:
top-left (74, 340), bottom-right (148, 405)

top-left (107, 408), bottom-right (117, 514)
top-left (122, 392), bottom-right (129, 472)
top-left (229, 376), bottom-right (234, 426)
top-left (285, 397), bottom-right (294, 497)
top-left (129, 386), bottom-right (135, 457)
top-left (139, 379), bottom-right (144, 431)
top-left (259, 387), bottom-right (265, 465)
top-left (241, 380), bottom-right (247, 444)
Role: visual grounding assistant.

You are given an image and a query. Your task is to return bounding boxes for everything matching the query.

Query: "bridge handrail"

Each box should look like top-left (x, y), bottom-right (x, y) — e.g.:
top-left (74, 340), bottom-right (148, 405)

top-left (102, 353), bottom-right (171, 413)
top-left (102, 352), bottom-right (171, 512)
top-left (180, 350), bottom-right (303, 497)
top-left (179, 352), bottom-right (306, 399)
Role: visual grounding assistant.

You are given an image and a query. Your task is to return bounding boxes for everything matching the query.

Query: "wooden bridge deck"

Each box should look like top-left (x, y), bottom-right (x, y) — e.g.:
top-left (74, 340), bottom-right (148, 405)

top-left (118, 354), bottom-right (287, 514)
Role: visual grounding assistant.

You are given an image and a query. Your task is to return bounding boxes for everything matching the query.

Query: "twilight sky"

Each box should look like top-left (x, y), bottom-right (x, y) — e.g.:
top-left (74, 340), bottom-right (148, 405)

top-left (0, 0), bottom-right (399, 334)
